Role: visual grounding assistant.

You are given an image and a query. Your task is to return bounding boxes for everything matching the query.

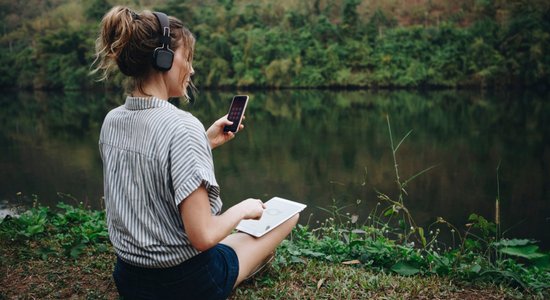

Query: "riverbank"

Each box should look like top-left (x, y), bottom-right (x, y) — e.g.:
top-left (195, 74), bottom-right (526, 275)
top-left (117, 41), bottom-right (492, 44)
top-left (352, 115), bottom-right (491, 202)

top-left (1, 203), bottom-right (548, 299)
top-left (0, 244), bottom-right (528, 299)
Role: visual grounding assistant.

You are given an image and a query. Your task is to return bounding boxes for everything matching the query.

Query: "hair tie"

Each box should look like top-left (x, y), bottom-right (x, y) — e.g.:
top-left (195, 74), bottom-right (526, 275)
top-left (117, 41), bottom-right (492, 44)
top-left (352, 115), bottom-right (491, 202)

top-left (131, 11), bottom-right (140, 21)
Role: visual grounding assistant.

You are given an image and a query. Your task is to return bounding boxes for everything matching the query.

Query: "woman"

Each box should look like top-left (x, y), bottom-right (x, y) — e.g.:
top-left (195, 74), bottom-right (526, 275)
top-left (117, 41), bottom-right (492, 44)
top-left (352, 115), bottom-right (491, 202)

top-left (92, 6), bottom-right (299, 299)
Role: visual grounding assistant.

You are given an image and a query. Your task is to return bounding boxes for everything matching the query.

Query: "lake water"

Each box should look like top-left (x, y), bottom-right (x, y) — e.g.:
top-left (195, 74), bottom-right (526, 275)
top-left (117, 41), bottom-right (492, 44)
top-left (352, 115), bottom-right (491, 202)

top-left (1, 89), bottom-right (548, 248)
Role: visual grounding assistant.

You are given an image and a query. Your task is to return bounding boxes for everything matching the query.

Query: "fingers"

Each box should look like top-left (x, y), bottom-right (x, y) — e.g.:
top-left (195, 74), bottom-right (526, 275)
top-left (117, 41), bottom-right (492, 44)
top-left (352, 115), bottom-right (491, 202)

top-left (257, 199), bottom-right (266, 218)
top-left (239, 198), bottom-right (264, 220)
top-left (258, 203), bottom-right (267, 219)
top-left (219, 115), bottom-right (232, 126)
top-left (254, 199), bottom-right (265, 220)
top-left (241, 115), bottom-right (246, 128)
top-left (221, 114), bottom-right (245, 125)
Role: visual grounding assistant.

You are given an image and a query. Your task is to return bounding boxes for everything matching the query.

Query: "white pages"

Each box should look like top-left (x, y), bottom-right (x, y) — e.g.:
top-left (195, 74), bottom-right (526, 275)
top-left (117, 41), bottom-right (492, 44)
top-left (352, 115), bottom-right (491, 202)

top-left (236, 197), bottom-right (307, 237)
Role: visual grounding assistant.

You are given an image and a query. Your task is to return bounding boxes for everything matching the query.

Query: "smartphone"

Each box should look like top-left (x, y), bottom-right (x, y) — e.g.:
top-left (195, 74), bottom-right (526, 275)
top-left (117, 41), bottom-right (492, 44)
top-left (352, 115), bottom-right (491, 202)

top-left (223, 95), bottom-right (249, 132)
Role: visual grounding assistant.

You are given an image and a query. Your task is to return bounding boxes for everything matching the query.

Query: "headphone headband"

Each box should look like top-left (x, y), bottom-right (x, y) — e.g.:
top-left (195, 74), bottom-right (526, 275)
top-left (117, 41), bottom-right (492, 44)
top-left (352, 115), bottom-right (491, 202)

top-left (153, 12), bottom-right (171, 49)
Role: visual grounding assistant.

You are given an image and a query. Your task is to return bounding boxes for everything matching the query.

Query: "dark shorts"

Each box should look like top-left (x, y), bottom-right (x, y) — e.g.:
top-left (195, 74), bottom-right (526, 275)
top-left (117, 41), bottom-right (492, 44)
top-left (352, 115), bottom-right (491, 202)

top-left (113, 244), bottom-right (239, 300)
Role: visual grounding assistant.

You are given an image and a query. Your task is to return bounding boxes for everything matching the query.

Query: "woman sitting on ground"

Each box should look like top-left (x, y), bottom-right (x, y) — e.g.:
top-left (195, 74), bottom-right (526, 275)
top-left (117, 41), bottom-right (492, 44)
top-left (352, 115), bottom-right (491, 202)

top-left (92, 6), bottom-right (299, 299)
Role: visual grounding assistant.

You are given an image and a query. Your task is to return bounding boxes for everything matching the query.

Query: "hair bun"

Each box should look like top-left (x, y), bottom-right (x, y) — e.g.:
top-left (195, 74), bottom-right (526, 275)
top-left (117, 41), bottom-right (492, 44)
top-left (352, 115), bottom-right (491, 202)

top-left (102, 6), bottom-right (134, 59)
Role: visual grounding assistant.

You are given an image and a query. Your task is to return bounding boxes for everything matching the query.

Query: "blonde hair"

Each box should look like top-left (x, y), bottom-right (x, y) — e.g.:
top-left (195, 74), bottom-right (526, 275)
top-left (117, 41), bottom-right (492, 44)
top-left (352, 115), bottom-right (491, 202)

top-left (91, 6), bottom-right (195, 97)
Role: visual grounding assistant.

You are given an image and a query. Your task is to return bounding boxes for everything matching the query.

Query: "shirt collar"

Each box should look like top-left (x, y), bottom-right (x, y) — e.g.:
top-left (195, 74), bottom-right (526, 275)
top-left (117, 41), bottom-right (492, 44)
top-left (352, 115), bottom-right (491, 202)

top-left (124, 96), bottom-right (177, 110)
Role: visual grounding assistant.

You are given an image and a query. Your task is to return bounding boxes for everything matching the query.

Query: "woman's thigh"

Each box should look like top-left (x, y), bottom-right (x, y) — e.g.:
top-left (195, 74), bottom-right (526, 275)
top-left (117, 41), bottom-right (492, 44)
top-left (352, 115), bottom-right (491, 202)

top-left (221, 213), bottom-right (299, 286)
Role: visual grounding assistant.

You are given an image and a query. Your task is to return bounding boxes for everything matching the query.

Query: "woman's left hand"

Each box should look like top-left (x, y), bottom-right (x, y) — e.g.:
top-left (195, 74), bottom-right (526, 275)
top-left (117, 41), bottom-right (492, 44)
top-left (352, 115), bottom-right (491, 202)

top-left (206, 115), bottom-right (245, 149)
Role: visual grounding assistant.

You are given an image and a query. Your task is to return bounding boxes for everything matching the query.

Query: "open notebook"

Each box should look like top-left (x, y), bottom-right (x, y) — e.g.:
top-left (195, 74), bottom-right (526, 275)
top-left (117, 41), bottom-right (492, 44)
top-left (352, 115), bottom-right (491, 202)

top-left (236, 197), bottom-right (306, 238)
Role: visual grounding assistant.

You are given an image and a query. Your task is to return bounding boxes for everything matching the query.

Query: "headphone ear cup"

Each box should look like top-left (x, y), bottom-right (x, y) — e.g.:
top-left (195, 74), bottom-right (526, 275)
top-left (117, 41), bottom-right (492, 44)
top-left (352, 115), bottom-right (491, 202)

top-left (153, 47), bottom-right (174, 71)
top-left (152, 12), bottom-right (174, 71)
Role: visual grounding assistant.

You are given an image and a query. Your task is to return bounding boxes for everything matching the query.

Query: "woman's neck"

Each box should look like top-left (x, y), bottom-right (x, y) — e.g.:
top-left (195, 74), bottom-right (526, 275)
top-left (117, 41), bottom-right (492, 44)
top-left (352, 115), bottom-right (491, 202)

top-left (132, 74), bottom-right (169, 100)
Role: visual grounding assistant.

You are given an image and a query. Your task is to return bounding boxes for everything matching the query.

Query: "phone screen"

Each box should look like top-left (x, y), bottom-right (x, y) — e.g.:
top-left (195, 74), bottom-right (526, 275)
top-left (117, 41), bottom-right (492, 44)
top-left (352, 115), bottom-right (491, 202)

top-left (223, 95), bottom-right (249, 132)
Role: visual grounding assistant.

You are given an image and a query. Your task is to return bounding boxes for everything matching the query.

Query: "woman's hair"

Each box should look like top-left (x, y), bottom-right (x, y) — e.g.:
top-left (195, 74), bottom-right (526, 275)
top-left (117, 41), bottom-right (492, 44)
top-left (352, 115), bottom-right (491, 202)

top-left (91, 6), bottom-right (195, 97)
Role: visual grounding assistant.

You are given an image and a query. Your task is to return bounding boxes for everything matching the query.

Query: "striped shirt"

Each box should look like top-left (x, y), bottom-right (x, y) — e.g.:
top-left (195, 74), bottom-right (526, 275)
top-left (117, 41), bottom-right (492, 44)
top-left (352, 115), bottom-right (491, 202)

top-left (99, 96), bottom-right (222, 268)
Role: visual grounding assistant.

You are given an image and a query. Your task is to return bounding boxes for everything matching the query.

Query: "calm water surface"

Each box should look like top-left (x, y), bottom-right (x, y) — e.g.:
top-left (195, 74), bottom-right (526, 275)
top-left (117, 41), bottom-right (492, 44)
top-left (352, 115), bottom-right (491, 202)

top-left (1, 89), bottom-right (548, 248)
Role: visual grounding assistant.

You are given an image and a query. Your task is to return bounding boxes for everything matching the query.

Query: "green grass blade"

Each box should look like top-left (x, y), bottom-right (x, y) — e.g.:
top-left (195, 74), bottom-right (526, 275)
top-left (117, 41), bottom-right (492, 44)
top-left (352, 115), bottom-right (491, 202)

top-left (395, 129), bottom-right (413, 153)
top-left (402, 165), bottom-right (439, 188)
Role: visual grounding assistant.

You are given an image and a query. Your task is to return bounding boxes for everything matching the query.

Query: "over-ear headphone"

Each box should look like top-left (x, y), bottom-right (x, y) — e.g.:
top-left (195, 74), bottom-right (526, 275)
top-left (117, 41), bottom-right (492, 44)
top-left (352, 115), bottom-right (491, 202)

top-left (152, 12), bottom-right (174, 71)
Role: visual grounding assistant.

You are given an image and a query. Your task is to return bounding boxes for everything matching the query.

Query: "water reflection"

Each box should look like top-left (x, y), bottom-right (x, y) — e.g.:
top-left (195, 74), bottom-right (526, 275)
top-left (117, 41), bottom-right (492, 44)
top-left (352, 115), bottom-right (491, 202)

top-left (0, 89), bottom-right (548, 248)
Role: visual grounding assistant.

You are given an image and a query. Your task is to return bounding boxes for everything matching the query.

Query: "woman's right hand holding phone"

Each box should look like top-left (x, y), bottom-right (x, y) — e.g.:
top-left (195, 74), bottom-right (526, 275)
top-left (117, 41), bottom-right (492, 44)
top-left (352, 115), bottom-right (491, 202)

top-left (206, 115), bottom-right (245, 150)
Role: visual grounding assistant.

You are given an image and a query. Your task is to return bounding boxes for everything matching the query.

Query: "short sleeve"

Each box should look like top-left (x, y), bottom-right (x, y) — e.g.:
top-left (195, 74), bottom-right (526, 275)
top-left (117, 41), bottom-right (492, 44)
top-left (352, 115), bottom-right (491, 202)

top-left (169, 117), bottom-right (220, 208)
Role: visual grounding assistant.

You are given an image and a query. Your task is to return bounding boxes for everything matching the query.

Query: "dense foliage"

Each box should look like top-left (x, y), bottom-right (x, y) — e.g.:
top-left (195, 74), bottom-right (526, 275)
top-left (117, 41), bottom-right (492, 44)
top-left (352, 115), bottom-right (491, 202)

top-left (0, 0), bottom-right (548, 90)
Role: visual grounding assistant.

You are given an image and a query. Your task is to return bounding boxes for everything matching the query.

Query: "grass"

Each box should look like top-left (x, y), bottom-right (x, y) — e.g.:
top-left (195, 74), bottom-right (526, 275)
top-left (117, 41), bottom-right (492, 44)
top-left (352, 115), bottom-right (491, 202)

top-left (0, 237), bottom-right (530, 300)
top-left (234, 258), bottom-right (525, 299)
top-left (1, 244), bottom-right (117, 299)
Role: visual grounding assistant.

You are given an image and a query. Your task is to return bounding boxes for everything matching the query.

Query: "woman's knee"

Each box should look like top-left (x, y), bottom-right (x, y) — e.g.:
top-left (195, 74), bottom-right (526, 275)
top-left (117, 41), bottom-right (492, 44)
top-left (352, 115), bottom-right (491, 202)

top-left (281, 213), bottom-right (300, 234)
top-left (290, 213), bottom-right (300, 226)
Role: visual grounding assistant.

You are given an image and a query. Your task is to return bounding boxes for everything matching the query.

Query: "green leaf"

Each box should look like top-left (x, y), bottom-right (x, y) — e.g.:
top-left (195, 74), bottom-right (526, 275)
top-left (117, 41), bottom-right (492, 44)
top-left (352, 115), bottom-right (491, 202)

top-left (69, 242), bottom-right (87, 259)
top-left (417, 227), bottom-right (427, 248)
top-left (469, 264), bottom-right (482, 274)
top-left (499, 245), bottom-right (546, 260)
top-left (290, 256), bottom-right (305, 264)
top-left (37, 246), bottom-right (57, 260)
top-left (349, 240), bottom-right (365, 248)
top-left (493, 238), bottom-right (533, 247)
top-left (301, 249), bottom-right (325, 258)
top-left (532, 254), bottom-right (550, 270)
top-left (287, 248), bottom-right (302, 256)
top-left (398, 219), bottom-right (406, 230)
top-left (391, 261), bottom-right (420, 276)
top-left (26, 224), bottom-right (45, 236)
top-left (95, 244), bottom-right (109, 253)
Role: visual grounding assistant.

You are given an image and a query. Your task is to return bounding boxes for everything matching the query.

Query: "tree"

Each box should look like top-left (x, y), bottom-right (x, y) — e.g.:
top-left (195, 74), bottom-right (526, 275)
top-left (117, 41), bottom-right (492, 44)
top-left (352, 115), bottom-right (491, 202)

top-left (84, 0), bottom-right (110, 20)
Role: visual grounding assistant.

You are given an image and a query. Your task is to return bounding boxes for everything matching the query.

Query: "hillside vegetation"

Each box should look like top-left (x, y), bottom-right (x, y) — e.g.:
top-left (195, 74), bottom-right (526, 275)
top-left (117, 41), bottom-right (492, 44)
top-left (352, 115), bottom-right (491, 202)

top-left (0, 0), bottom-right (548, 90)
